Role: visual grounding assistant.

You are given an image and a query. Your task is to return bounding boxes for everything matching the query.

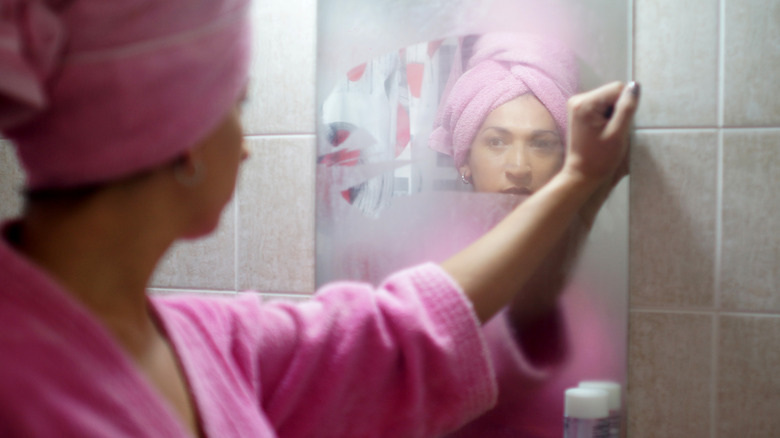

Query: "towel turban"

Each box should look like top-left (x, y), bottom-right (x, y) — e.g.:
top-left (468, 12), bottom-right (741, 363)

top-left (0, 0), bottom-right (251, 190)
top-left (429, 33), bottom-right (578, 169)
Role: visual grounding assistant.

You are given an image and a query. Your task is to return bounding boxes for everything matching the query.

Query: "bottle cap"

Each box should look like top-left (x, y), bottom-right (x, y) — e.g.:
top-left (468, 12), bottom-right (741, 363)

top-left (579, 380), bottom-right (621, 411)
top-left (565, 387), bottom-right (609, 419)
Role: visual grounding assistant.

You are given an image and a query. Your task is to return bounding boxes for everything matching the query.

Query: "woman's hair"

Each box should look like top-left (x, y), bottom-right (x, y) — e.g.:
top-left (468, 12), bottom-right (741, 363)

top-left (428, 33), bottom-right (579, 168)
top-left (0, 0), bottom-right (251, 191)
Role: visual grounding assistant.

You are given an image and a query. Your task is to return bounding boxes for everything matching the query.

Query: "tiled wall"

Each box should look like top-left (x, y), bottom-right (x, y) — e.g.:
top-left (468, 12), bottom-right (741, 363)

top-left (1, 0), bottom-right (778, 436)
top-left (0, 0), bottom-right (317, 301)
top-left (149, 0), bottom-right (318, 299)
top-left (629, 0), bottom-right (780, 437)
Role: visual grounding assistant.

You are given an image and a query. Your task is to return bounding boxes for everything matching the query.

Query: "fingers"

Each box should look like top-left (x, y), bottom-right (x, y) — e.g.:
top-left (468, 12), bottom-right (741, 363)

top-left (564, 81), bottom-right (641, 182)
top-left (603, 82), bottom-right (640, 140)
top-left (568, 81), bottom-right (626, 129)
top-left (568, 82), bottom-right (641, 135)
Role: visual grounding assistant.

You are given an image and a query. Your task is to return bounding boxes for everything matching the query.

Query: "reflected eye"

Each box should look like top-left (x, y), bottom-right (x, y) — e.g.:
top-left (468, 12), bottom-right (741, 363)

top-left (531, 139), bottom-right (562, 152)
top-left (487, 137), bottom-right (505, 147)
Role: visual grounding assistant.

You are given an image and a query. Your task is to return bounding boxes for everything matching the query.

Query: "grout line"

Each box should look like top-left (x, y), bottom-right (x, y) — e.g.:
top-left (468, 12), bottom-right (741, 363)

top-left (630, 308), bottom-right (717, 316)
top-left (714, 128), bottom-right (723, 438)
top-left (634, 126), bottom-right (721, 132)
top-left (149, 287), bottom-right (238, 295)
top-left (628, 0), bottom-right (635, 81)
top-left (714, 0), bottom-right (725, 431)
top-left (626, 3), bottom-right (635, 432)
top-left (715, 132), bottom-right (723, 311)
top-left (718, 126), bottom-right (780, 131)
top-left (309, 135), bottom-right (318, 292)
top-left (711, 312), bottom-right (719, 438)
top-left (635, 125), bottom-right (780, 132)
top-left (718, 0), bottom-right (726, 129)
top-left (260, 292), bottom-right (313, 299)
top-left (631, 307), bottom-right (780, 318)
top-left (718, 310), bottom-right (780, 317)
top-left (634, 127), bottom-right (720, 135)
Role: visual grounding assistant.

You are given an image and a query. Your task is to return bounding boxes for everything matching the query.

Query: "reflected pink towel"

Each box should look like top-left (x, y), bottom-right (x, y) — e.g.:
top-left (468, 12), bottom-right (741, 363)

top-left (429, 33), bottom-right (578, 168)
top-left (0, 0), bottom-right (250, 190)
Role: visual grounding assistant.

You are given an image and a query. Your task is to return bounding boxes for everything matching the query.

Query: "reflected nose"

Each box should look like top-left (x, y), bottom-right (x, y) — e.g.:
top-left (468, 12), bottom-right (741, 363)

top-left (505, 144), bottom-right (531, 185)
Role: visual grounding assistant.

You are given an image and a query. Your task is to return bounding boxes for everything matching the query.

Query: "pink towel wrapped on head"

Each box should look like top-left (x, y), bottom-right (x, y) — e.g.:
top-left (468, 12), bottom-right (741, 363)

top-left (429, 33), bottom-right (579, 168)
top-left (0, 0), bottom-right (251, 190)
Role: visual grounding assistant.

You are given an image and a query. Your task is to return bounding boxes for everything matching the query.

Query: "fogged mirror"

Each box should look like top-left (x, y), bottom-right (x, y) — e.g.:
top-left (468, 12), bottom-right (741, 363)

top-left (317, 0), bottom-right (629, 436)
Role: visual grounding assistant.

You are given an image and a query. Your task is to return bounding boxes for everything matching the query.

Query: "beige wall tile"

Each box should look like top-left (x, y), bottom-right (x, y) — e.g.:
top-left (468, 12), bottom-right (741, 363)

top-left (236, 136), bottom-right (315, 293)
top-left (718, 315), bottom-right (780, 437)
top-left (151, 200), bottom-right (237, 291)
top-left (723, 0), bottom-right (780, 126)
top-left (241, 0), bottom-right (316, 135)
top-left (634, 0), bottom-right (719, 127)
top-left (629, 131), bottom-right (718, 308)
top-left (627, 312), bottom-right (712, 438)
top-left (0, 141), bottom-right (25, 221)
top-left (721, 131), bottom-right (780, 311)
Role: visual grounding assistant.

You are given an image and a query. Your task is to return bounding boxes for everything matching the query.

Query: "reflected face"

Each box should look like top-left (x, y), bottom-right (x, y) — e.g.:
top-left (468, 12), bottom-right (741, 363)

top-left (460, 94), bottom-right (564, 194)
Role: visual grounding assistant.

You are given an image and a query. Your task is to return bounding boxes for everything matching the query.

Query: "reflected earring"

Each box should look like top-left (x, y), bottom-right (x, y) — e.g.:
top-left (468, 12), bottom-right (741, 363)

top-left (460, 173), bottom-right (470, 185)
top-left (174, 159), bottom-right (206, 187)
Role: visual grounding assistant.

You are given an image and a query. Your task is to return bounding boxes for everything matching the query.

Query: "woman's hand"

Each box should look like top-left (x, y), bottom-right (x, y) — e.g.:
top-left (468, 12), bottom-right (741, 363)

top-left (563, 81), bottom-right (639, 185)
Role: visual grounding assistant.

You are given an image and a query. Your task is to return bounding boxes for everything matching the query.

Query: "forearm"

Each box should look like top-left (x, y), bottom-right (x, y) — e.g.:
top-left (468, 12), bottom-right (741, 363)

top-left (441, 169), bottom-right (602, 323)
top-left (506, 216), bottom-right (588, 326)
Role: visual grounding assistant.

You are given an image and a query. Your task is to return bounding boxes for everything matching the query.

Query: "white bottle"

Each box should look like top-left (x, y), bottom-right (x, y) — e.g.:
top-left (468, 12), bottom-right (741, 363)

top-left (564, 388), bottom-right (610, 438)
top-left (578, 381), bottom-right (622, 438)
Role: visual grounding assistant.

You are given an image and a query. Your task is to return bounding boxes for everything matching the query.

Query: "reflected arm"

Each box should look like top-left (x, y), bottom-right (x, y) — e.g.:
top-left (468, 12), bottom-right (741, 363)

top-left (507, 168), bottom-right (627, 327)
top-left (442, 171), bottom-right (600, 323)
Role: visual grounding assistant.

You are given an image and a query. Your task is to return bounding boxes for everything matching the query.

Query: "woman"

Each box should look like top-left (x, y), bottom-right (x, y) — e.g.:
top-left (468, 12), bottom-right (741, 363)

top-left (0, 3), bottom-right (638, 437)
top-left (430, 33), bottom-right (629, 437)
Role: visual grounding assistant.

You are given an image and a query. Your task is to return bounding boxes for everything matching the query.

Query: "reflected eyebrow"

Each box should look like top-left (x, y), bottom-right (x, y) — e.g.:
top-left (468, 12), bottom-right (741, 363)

top-left (530, 129), bottom-right (561, 139)
top-left (479, 127), bottom-right (512, 135)
top-left (479, 127), bottom-right (560, 139)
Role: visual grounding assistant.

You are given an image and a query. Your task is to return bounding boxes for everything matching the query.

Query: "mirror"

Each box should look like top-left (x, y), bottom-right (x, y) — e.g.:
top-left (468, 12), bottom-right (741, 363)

top-left (316, 0), bottom-right (629, 435)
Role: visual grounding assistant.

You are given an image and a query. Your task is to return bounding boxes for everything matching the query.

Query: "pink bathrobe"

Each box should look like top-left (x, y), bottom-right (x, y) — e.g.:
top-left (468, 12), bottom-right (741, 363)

top-left (0, 225), bottom-right (497, 437)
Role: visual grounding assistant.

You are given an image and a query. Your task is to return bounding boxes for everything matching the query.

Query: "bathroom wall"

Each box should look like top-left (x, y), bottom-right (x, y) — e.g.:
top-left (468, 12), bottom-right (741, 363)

top-left (0, 0), bottom-right (317, 302)
top-left (629, 0), bottom-right (780, 436)
top-left (0, 0), bottom-right (778, 437)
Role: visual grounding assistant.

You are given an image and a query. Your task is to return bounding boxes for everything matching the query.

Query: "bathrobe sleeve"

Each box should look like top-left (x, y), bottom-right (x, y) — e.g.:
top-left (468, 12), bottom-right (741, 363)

top-left (155, 263), bottom-right (497, 438)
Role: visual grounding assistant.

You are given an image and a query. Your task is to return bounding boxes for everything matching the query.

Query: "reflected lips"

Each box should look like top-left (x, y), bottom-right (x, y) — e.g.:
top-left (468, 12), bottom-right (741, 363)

top-left (501, 187), bottom-right (532, 196)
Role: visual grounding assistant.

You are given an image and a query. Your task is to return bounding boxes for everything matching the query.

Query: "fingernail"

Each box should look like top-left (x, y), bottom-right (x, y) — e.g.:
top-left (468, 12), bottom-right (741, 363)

top-left (628, 81), bottom-right (641, 99)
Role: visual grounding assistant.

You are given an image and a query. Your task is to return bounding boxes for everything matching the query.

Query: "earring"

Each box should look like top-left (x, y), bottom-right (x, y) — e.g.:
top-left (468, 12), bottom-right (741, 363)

top-left (174, 159), bottom-right (206, 187)
top-left (460, 173), bottom-right (470, 185)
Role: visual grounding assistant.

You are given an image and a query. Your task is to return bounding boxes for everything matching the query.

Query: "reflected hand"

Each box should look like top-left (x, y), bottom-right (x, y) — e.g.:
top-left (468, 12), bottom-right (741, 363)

top-left (563, 81), bottom-right (640, 185)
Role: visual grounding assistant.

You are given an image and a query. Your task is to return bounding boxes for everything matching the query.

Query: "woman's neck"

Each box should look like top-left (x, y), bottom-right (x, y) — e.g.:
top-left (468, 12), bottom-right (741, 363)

top-left (12, 183), bottom-right (180, 355)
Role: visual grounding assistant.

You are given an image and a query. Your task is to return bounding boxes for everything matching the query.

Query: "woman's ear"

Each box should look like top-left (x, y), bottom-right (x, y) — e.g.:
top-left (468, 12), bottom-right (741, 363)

top-left (458, 164), bottom-right (471, 178)
top-left (173, 150), bottom-right (206, 187)
top-left (458, 164), bottom-right (472, 184)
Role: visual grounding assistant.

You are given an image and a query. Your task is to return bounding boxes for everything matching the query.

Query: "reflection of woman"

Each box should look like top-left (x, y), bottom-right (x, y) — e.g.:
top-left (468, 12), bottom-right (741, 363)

top-left (431, 34), bottom-right (626, 437)
top-left (430, 33), bottom-right (576, 197)
top-left (0, 4), bottom-right (638, 437)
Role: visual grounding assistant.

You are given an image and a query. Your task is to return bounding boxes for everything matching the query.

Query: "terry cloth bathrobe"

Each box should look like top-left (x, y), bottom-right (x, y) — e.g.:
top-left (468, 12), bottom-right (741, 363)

top-left (0, 227), bottom-right (497, 438)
